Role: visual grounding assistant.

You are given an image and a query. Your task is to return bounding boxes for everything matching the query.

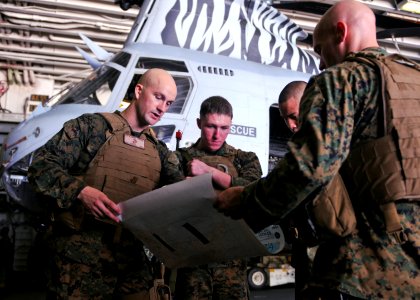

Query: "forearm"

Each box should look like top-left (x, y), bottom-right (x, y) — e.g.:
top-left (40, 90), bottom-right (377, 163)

top-left (240, 78), bottom-right (355, 228)
top-left (211, 168), bottom-right (232, 189)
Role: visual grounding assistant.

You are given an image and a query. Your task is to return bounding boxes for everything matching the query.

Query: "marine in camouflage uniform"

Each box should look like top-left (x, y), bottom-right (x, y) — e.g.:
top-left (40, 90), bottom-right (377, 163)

top-left (174, 96), bottom-right (262, 300)
top-left (28, 69), bottom-right (184, 299)
top-left (215, 2), bottom-right (419, 299)
top-left (240, 47), bottom-right (419, 299)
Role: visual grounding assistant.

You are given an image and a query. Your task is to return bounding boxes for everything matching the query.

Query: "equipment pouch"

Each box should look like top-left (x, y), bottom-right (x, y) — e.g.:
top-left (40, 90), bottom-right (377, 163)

top-left (311, 173), bottom-right (356, 238)
top-left (290, 173), bottom-right (357, 247)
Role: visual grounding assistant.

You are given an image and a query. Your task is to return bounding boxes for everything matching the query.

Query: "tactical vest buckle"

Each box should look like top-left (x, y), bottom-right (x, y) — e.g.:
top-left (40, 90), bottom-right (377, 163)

top-left (389, 229), bottom-right (408, 245)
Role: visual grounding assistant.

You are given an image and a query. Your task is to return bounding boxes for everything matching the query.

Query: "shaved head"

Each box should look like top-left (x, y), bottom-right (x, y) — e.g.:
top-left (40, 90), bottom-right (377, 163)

top-left (313, 0), bottom-right (379, 69)
top-left (139, 68), bottom-right (177, 92)
top-left (278, 81), bottom-right (307, 133)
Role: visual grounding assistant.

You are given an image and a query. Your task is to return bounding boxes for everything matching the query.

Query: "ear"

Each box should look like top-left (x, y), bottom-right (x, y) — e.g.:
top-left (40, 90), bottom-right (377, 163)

top-left (134, 83), bottom-right (143, 99)
top-left (336, 21), bottom-right (347, 43)
top-left (196, 118), bottom-right (201, 129)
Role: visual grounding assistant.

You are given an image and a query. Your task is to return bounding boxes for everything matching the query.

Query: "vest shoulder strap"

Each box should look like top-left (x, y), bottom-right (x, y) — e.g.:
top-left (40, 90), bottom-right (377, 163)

top-left (97, 112), bottom-right (130, 136)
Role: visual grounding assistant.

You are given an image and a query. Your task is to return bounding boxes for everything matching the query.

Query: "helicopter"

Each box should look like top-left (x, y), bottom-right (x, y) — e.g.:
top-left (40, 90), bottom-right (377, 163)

top-left (1, 0), bottom-right (318, 213)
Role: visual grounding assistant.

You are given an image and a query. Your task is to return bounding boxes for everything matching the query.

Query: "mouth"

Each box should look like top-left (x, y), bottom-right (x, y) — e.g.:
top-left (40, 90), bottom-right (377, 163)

top-left (151, 112), bottom-right (161, 120)
top-left (210, 141), bottom-right (222, 148)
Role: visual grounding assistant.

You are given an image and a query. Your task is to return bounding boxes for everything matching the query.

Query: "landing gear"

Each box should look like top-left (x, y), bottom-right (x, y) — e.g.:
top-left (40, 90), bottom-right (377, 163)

top-left (248, 267), bottom-right (267, 289)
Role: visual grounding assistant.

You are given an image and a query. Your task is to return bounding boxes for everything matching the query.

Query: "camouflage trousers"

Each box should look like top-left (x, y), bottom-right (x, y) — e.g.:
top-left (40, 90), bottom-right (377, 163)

top-left (175, 259), bottom-right (249, 300)
top-left (46, 222), bottom-right (153, 299)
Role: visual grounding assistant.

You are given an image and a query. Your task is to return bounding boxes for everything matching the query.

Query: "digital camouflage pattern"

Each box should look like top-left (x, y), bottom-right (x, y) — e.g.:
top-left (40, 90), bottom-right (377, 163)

top-left (175, 139), bottom-right (262, 300)
top-left (175, 260), bottom-right (248, 300)
top-left (46, 225), bottom-right (152, 299)
top-left (240, 48), bottom-right (420, 299)
top-left (29, 112), bottom-right (184, 209)
top-left (176, 140), bottom-right (262, 187)
top-left (28, 112), bottom-right (184, 298)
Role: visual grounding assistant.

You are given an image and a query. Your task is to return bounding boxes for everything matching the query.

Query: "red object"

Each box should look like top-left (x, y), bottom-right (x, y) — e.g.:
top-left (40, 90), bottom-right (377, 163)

top-left (176, 130), bottom-right (182, 140)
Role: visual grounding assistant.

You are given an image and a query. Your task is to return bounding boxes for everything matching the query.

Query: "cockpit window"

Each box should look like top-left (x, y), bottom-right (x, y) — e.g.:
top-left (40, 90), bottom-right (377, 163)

top-left (49, 65), bottom-right (120, 107)
top-left (112, 51), bottom-right (131, 67)
top-left (169, 76), bottom-right (190, 114)
top-left (137, 57), bottom-right (188, 73)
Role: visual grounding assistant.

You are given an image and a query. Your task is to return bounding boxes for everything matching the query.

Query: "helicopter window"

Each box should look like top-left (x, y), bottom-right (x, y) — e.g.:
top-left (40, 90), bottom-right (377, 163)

top-left (112, 51), bottom-right (131, 67)
top-left (121, 74), bottom-right (192, 115)
top-left (151, 124), bottom-right (176, 144)
top-left (136, 57), bottom-right (188, 73)
top-left (168, 76), bottom-right (190, 114)
top-left (51, 65), bottom-right (120, 106)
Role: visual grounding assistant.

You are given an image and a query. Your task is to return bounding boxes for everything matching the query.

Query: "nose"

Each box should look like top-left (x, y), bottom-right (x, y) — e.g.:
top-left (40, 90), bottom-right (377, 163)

top-left (213, 128), bottom-right (221, 139)
top-left (156, 100), bottom-right (166, 113)
top-left (287, 120), bottom-right (298, 133)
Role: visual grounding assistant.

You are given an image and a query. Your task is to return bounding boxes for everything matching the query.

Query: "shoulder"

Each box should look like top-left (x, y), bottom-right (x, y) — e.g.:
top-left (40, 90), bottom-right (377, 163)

top-left (179, 144), bottom-right (200, 155)
top-left (307, 57), bottom-right (378, 101)
top-left (70, 113), bottom-right (109, 128)
top-left (222, 143), bottom-right (238, 155)
top-left (225, 144), bottom-right (258, 160)
top-left (315, 60), bottom-right (376, 84)
top-left (314, 50), bottom-right (383, 83)
top-left (157, 143), bottom-right (182, 166)
top-left (155, 140), bottom-right (170, 155)
top-left (62, 113), bottom-right (108, 139)
top-left (174, 145), bottom-right (195, 162)
top-left (156, 139), bottom-right (169, 149)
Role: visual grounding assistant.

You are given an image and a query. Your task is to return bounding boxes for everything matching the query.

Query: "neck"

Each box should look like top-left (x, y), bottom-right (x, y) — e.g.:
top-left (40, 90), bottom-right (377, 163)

top-left (120, 109), bottom-right (149, 133)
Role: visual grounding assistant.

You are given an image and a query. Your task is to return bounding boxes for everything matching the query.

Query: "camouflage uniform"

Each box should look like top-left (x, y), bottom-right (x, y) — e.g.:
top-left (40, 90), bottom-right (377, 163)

top-left (28, 112), bottom-right (184, 299)
top-left (238, 48), bottom-right (420, 299)
top-left (174, 139), bottom-right (262, 300)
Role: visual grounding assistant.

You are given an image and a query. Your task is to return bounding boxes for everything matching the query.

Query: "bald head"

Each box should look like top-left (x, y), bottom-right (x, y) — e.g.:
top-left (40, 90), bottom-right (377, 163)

top-left (278, 81), bottom-right (306, 106)
top-left (139, 68), bottom-right (177, 92)
top-left (313, 0), bottom-right (379, 69)
top-left (278, 81), bottom-right (307, 133)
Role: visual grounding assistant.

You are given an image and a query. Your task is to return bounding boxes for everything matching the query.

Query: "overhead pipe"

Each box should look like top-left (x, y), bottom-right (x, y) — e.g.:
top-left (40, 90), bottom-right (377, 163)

top-left (0, 45), bottom-right (90, 64)
top-left (0, 52), bottom-right (89, 69)
top-left (0, 63), bottom-right (91, 79)
top-left (0, 62), bottom-right (91, 78)
top-left (0, 23), bottom-right (127, 46)
top-left (0, 42), bottom-right (96, 60)
top-left (4, 13), bottom-right (131, 34)
top-left (0, 32), bottom-right (122, 54)
top-left (12, 0), bottom-right (138, 18)
top-left (0, 3), bottom-right (137, 25)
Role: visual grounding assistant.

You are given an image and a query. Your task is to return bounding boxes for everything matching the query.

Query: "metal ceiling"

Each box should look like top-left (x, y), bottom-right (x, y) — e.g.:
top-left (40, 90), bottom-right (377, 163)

top-left (0, 0), bottom-right (419, 92)
top-left (0, 0), bottom-right (139, 90)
